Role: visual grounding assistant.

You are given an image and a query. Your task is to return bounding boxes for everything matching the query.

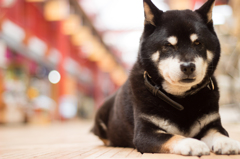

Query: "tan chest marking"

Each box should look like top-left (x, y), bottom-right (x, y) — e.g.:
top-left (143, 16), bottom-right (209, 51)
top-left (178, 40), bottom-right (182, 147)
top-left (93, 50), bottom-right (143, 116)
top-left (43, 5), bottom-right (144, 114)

top-left (140, 112), bottom-right (220, 137)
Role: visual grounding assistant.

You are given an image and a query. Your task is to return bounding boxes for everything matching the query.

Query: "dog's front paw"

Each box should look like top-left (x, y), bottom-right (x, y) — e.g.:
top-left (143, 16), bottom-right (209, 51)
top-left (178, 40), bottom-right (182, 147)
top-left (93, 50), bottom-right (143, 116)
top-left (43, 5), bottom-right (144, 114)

top-left (172, 138), bottom-right (210, 156)
top-left (212, 137), bottom-right (240, 155)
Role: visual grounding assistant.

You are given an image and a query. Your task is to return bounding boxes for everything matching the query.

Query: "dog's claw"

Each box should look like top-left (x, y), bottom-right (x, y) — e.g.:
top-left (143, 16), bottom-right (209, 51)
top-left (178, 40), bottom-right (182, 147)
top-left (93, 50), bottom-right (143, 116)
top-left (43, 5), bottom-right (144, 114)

top-left (212, 137), bottom-right (240, 155)
top-left (230, 150), bottom-right (237, 155)
top-left (188, 151), bottom-right (192, 156)
top-left (197, 153), bottom-right (203, 157)
top-left (216, 149), bottom-right (222, 155)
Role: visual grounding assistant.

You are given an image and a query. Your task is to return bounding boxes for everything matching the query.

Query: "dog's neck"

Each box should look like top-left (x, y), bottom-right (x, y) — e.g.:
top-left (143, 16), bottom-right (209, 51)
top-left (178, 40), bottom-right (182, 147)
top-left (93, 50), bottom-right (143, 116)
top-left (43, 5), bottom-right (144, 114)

top-left (143, 71), bottom-right (214, 110)
top-left (143, 71), bottom-right (184, 111)
top-left (162, 81), bottom-right (192, 96)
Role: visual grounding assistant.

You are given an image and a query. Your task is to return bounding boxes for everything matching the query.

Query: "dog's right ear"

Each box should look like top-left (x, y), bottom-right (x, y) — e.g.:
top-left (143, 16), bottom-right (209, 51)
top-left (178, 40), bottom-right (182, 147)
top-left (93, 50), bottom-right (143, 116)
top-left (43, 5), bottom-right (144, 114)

top-left (143, 0), bottom-right (163, 26)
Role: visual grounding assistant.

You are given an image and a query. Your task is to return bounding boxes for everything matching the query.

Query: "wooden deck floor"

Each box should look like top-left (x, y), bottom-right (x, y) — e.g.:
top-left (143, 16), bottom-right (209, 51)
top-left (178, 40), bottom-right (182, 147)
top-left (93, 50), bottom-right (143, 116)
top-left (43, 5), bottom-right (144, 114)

top-left (1, 120), bottom-right (240, 159)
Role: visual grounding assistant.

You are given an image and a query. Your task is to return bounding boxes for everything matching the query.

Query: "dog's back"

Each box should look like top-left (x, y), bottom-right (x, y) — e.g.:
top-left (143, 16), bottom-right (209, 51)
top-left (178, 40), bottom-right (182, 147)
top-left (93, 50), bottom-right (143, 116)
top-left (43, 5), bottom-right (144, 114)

top-left (92, 81), bottom-right (135, 147)
top-left (92, 93), bottom-right (115, 144)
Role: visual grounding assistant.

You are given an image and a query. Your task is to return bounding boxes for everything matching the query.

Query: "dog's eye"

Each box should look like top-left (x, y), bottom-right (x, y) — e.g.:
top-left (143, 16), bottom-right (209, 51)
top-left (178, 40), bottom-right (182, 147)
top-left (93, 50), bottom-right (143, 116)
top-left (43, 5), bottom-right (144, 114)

top-left (165, 43), bottom-right (173, 47)
top-left (194, 41), bottom-right (201, 45)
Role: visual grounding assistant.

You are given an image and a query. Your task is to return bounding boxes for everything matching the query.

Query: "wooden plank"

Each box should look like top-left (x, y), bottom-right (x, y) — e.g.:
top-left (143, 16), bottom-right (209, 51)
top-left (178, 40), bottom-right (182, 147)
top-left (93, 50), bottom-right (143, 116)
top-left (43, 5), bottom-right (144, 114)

top-left (142, 153), bottom-right (199, 159)
top-left (111, 148), bottom-right (134, 158)
top-left (83, 147), bottom-right (114, 159)
top-left (1, 121), bottom-right (240, 159)
top-left (229, 155), bottom-right (240, 159)
top-left (200, 153), bottom-right (232, 159)
top-left (71, 146), bottom-right (110, 159)
top-left (4, 149), bottom-right (52, 159)
top-left (96, 147), bottom-right (124, 159)
top-left (33, 151), bottom-right (61, 159)
top-left (126, 149), bottom-right (142, 158)
top-left (56, 147), bottom-right (97, 159)
top-left (42, 150), bottom-right (80, 159)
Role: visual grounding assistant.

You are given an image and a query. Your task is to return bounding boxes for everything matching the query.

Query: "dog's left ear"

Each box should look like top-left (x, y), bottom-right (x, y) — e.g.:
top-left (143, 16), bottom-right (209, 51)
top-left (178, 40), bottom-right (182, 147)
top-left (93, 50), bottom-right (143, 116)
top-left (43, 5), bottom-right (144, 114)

top-left (195, 0), bottom-right (215, 23)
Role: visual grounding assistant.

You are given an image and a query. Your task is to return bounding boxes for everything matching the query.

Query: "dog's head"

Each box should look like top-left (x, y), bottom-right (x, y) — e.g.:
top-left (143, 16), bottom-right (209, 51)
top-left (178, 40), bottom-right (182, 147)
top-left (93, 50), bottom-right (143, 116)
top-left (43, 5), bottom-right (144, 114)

top-left (139, 0), bottom-right (220, 96)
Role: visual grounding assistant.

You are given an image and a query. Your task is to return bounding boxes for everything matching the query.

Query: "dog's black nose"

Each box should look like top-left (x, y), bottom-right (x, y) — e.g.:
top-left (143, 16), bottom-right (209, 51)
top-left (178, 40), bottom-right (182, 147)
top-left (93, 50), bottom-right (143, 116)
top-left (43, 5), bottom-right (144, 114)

top-left (180, 63), bottom-right (196, 75)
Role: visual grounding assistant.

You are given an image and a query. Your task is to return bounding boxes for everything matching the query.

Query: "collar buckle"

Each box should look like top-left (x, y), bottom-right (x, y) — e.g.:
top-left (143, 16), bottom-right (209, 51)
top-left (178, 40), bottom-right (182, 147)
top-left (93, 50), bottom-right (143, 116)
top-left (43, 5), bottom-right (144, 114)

top-left (207, 78), bottom-right (214, 90)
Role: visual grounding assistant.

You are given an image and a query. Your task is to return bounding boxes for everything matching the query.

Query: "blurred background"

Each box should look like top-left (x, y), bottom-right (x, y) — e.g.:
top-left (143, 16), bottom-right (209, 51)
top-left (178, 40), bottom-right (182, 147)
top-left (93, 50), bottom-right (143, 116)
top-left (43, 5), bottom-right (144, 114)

top-left (0, 0), bottom-right (239, 125)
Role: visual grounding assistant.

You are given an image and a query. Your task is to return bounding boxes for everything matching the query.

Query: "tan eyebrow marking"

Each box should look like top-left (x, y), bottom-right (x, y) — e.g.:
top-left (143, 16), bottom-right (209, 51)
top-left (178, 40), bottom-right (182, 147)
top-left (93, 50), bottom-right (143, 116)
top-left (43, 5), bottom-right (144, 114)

top-left (167, 36), bottom-right (178, 45)
top-left (190, 34), bottom-right (198, 42)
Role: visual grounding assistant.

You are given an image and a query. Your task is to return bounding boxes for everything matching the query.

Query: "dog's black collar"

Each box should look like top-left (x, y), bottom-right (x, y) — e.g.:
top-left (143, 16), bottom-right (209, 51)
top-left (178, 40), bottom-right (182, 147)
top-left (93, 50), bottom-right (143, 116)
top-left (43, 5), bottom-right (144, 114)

top-left (143, 71), bottom-right (214, 111)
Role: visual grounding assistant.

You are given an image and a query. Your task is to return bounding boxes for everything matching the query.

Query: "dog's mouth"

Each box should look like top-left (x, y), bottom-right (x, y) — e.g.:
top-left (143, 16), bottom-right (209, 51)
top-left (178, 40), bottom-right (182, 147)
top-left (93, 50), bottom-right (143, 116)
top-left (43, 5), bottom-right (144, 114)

top-left (180, 77), bottom-right (196, 83)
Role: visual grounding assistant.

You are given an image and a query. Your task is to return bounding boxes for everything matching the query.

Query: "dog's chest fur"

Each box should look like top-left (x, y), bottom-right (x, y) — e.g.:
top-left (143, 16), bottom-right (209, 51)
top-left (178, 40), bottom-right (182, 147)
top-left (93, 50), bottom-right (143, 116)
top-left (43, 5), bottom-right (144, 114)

top-left (129, 63), bottom-right (220, 138)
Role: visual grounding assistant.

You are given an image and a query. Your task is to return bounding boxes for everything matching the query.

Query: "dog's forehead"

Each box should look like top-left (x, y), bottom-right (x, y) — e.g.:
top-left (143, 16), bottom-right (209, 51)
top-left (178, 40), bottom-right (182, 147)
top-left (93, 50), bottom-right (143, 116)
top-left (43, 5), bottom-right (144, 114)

top-left (162, 10), bottom-right (201, 24)
top-left (161, 10), bottom-right (202, 41)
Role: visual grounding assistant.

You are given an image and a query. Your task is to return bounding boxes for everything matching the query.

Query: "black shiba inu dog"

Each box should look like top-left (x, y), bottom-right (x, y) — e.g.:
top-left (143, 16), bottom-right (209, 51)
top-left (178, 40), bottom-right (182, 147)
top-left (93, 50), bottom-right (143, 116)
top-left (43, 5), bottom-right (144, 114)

top-left (92, 0), bottom-right (240, 156)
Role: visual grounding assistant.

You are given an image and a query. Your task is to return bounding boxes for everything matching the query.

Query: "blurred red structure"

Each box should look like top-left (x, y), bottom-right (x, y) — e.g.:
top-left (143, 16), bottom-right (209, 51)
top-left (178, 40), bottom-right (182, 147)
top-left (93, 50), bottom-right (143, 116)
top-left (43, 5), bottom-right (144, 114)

top-left (0, 0), bottom-right (123, 122)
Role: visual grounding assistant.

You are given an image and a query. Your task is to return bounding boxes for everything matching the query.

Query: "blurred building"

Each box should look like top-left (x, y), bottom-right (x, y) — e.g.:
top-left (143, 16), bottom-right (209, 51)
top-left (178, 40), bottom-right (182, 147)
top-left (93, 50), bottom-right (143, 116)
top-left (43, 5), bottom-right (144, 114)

top-left (0, 0), bottom-right (127, 124)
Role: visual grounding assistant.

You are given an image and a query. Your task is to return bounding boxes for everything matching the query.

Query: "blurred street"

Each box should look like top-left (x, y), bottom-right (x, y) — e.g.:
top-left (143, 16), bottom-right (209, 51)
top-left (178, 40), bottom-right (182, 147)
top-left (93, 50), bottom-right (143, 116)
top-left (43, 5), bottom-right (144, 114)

top-left (1, 118), bottom-right (240, 159)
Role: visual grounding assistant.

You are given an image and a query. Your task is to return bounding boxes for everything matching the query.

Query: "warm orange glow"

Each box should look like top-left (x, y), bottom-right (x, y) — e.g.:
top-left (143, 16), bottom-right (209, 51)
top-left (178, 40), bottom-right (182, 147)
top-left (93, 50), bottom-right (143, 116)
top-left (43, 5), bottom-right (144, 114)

top-left (44, 0), bottom-right (69, 21)
top-left (97, 54), bottom-right (117, 72)
top-left (64, 74), bottom-right (77, 95)
top-left (110, 67), bottom-right (127, 86)
top-left (88, 46), bottom-right (106, 62)
top-left (62, 14), bottom-right (80, 35)
top-left (26, 0), bottom-right (46, 2)
top-left (71, 26), bottom-right (92, 46)
top-left (168, 0), bottom-right (191, 10)
top-left (83, 37), bottom-right (109, 62)
top-left (27, 87), bottom-right (39, 99)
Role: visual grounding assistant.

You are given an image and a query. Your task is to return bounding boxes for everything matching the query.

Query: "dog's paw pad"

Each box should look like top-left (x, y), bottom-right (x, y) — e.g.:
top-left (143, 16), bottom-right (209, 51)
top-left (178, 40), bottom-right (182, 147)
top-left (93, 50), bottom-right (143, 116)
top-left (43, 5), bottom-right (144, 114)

top-left (212, 138), bottom-right (240, 155)
top-left (172, 138), bottom-right (210, 156)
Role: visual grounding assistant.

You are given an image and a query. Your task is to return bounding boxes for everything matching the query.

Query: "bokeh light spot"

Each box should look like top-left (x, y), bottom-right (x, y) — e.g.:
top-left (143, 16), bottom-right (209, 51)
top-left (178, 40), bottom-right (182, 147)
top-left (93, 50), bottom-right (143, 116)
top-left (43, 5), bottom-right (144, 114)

top-left (48, 70), bottom-right (61, 84)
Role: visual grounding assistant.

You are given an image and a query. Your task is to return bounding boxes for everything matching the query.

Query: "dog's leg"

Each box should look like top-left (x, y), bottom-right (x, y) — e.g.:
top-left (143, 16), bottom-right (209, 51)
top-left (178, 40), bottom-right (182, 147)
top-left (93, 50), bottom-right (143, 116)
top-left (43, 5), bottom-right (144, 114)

top-left (133, 129), bottom-right (210, 156)
top-left (92, 94), bottom-right (116, 146)
top-left (201, 129), bottom-right (240, 155)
